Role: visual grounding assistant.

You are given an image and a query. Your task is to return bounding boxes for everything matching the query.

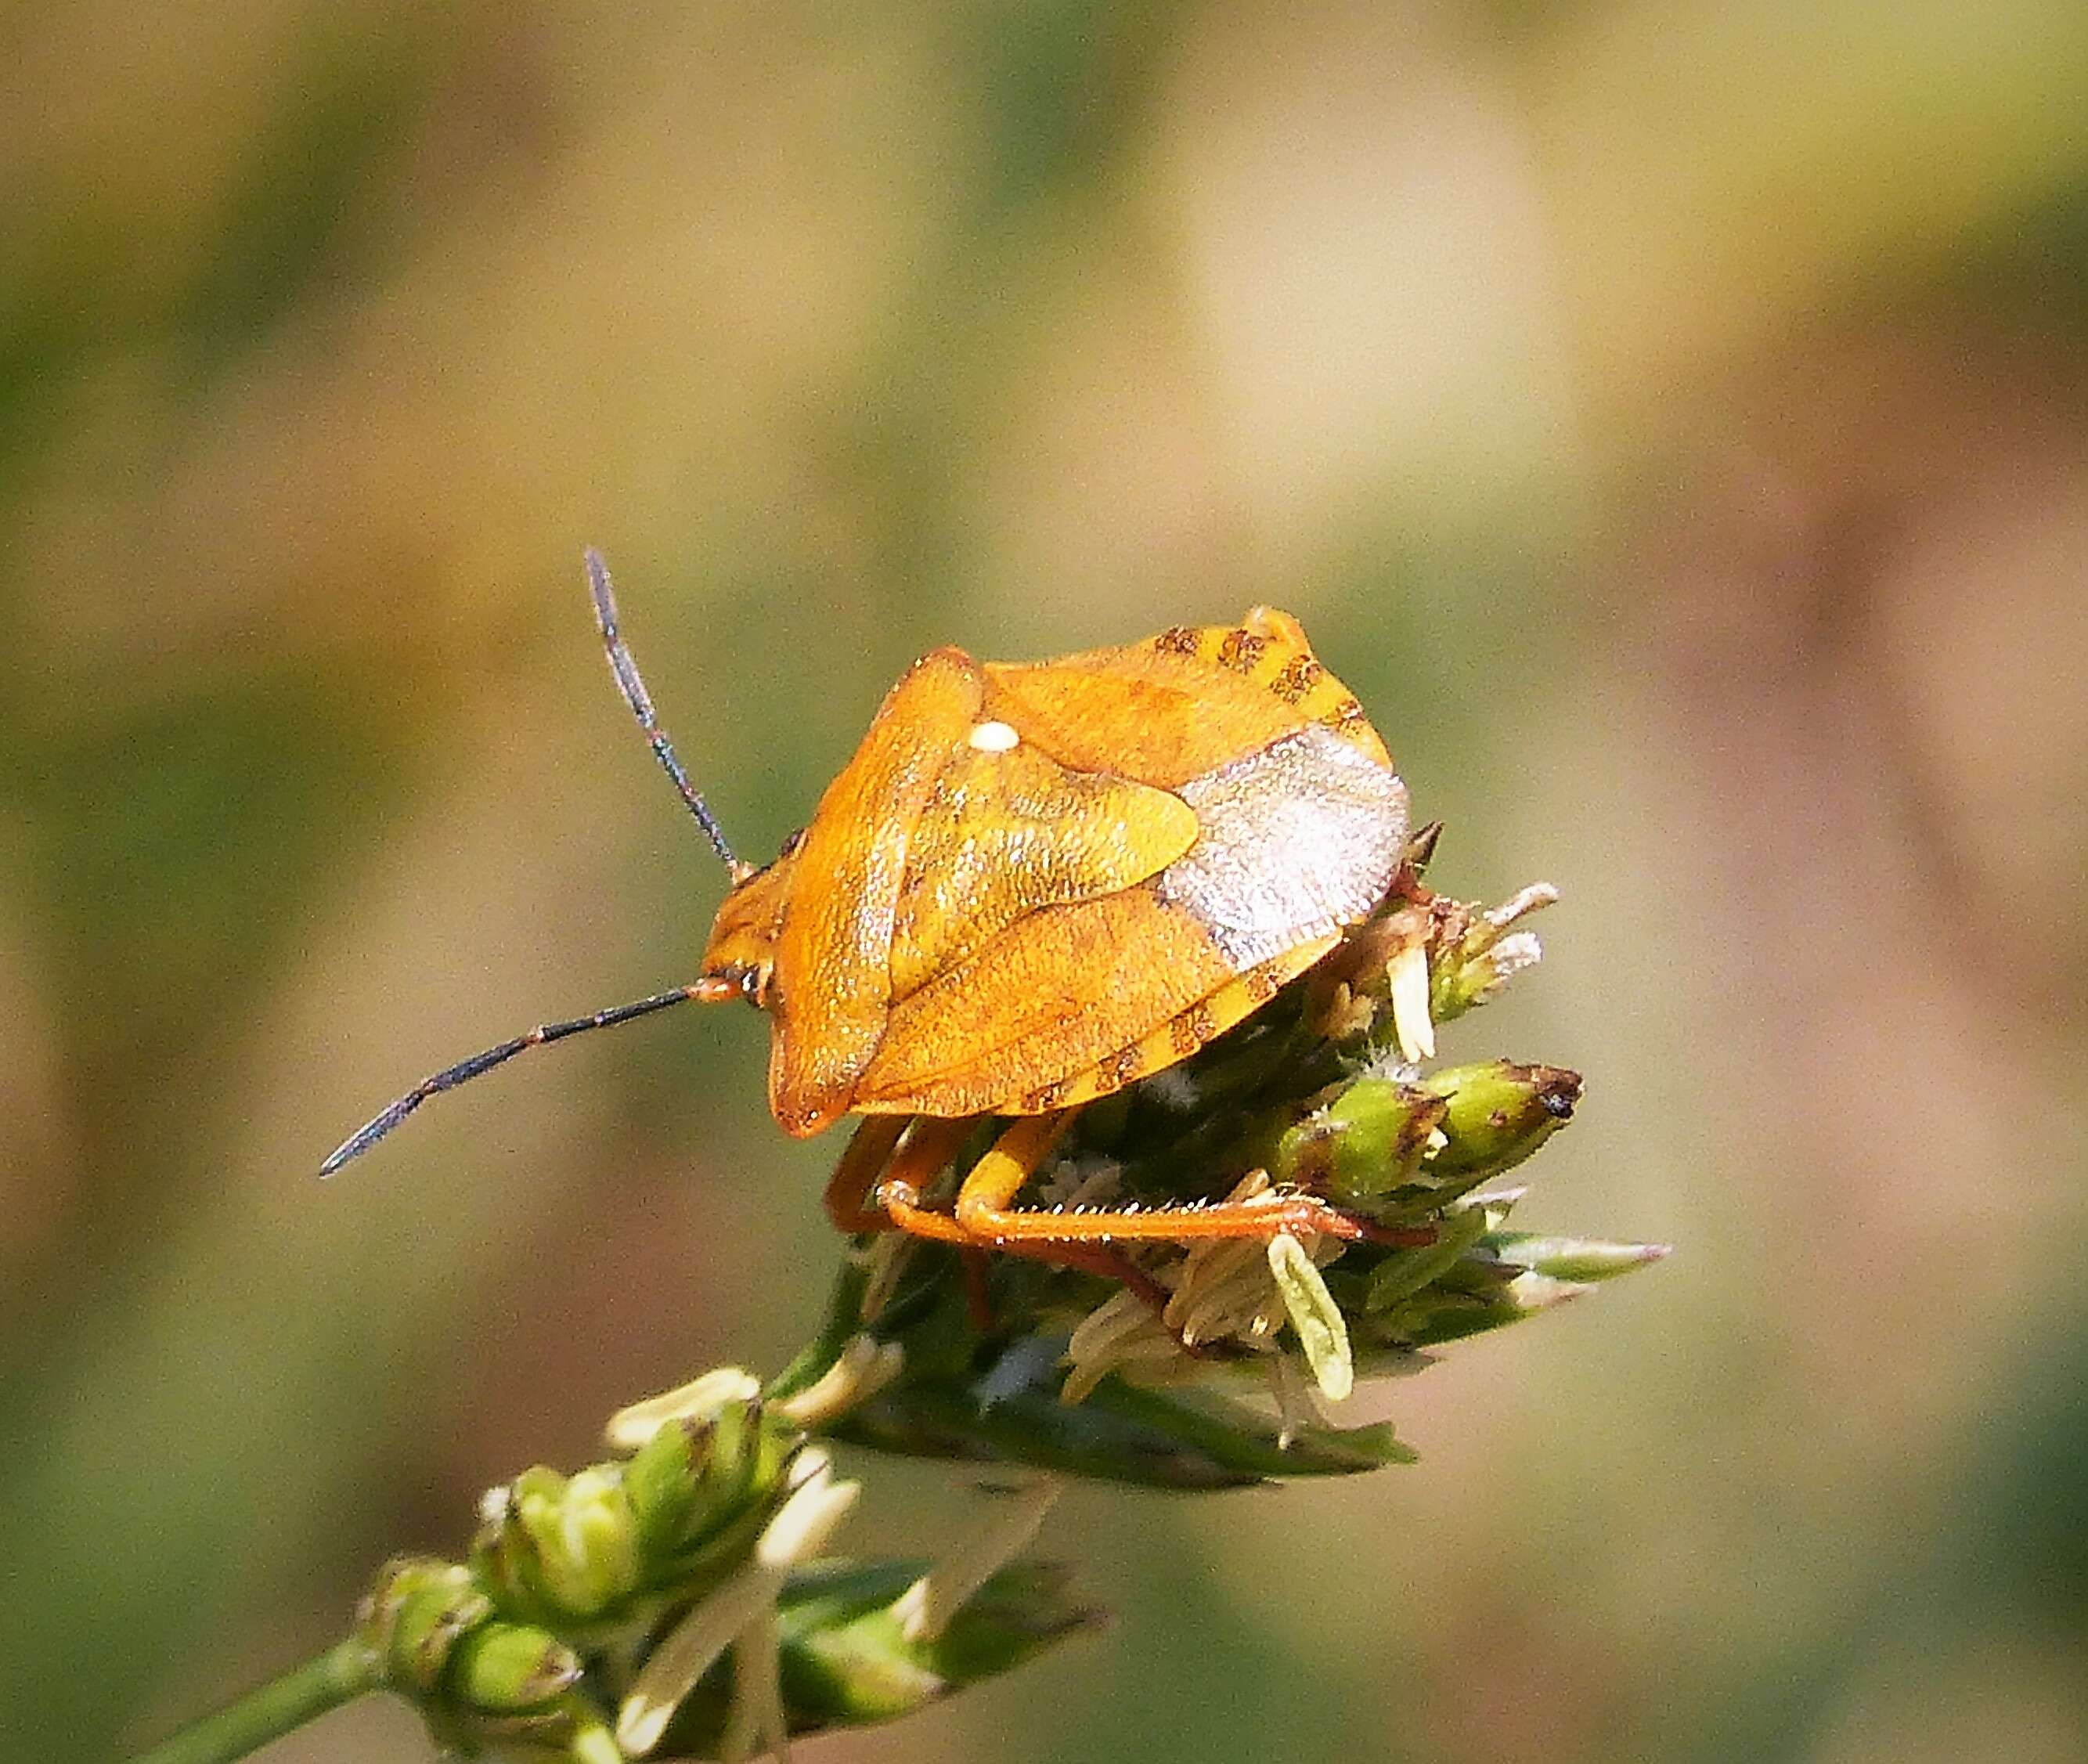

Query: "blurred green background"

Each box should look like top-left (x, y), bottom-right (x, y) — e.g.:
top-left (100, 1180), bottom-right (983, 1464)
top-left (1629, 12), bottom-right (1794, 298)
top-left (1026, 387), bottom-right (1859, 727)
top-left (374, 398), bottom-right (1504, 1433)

top-left (7, 2), bottom-right (2088, 1760)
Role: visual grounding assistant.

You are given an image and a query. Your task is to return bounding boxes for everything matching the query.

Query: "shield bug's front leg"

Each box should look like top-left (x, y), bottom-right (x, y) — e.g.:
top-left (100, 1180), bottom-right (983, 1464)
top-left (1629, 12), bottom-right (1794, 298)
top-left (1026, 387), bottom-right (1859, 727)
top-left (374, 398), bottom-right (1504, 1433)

top-left (862, 1118), bottom-right (979, 1245)
top-left (822, 1115), bottom-right (912, 1234)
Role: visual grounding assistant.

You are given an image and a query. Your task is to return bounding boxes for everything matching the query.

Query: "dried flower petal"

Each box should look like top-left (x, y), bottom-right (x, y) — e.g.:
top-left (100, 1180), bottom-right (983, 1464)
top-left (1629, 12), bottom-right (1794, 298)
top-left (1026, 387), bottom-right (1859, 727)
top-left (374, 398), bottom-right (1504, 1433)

top-left (1268, 1232), bottom-right (1354, 1402)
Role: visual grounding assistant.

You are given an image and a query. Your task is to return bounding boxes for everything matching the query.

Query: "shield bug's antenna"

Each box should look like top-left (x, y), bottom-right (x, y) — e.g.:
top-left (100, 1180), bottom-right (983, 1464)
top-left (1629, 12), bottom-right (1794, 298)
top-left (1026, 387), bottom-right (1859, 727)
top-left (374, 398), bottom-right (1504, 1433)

top-left (319, 987), bottom-right (709, 1175)
top-left (320, 554), bottom-right (752, 1176)
top-left (586, 548), bottom-right (752, 883)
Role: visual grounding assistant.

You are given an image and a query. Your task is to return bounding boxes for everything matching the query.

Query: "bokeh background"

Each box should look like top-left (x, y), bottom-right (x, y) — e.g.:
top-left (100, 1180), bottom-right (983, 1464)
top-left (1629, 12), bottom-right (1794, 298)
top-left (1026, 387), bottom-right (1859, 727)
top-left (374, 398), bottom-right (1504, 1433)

top-left (8, 3), bottom-right (2088, 1760)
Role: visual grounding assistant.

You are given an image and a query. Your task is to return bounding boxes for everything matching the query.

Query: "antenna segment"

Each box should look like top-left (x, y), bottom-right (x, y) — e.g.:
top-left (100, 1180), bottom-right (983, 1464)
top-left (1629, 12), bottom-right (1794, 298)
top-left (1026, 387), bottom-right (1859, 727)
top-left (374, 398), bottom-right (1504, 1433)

top-left (585, 548), bottom-right (748, 880)
top-left (319, 985), bottom-right (707, 1175)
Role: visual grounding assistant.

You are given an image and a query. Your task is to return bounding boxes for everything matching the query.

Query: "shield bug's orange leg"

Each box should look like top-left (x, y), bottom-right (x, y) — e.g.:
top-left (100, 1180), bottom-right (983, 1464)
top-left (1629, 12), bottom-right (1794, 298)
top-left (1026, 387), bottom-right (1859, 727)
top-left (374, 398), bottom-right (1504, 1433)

top-left (823, 1115), bottom-right (911, 1234)
top-left (968, 1185), bottom-right (1437, 1249)
top-left (871, 1118), bottom-right (983, 1246)
top-left (947, 1113), bottom-right (1436, 1250)
top-left (874, 1113), bottom-right (1173, 1304)
top-left (932, 1113), bottom-right (1074, 1243)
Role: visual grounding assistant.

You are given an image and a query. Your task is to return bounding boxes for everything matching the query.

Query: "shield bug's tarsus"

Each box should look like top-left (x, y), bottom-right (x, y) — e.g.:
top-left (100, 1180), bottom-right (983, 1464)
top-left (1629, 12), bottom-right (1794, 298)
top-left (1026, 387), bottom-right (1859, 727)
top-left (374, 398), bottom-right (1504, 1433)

top-left (323, 553), bottom-right (1427, 1260)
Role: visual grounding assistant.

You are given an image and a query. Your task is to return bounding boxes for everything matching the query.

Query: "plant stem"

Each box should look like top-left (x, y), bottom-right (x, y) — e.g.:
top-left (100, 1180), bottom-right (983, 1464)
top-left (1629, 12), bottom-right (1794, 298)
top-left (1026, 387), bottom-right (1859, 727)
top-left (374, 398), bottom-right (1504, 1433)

top-left (132, 1636), bottom-right (382, 1764)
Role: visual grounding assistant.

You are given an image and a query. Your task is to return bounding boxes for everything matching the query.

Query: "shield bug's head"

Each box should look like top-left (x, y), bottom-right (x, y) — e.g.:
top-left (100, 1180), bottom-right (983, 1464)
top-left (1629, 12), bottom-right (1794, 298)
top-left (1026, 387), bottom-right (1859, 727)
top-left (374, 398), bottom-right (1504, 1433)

top-left (694, 831), bottom-right (802, 1009)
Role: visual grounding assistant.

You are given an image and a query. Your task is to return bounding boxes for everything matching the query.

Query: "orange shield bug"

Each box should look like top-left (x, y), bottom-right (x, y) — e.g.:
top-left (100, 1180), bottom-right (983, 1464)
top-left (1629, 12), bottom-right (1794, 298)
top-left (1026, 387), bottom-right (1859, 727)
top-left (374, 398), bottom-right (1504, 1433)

top-left (326, 554), bottom-right (1422, 1260)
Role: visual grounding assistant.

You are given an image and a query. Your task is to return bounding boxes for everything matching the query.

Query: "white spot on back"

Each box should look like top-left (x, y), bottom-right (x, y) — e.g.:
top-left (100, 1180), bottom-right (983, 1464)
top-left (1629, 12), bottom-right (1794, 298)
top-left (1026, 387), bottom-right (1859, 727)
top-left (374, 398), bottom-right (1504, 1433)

top-left (968, 719), bottom-right (1020, 752)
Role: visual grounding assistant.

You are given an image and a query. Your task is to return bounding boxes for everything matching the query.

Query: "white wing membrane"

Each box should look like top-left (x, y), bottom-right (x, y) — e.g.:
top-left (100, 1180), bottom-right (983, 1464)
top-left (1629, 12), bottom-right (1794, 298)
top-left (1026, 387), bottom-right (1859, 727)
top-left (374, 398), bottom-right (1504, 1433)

top-left (1157, 725), bottom-right (1409, 969)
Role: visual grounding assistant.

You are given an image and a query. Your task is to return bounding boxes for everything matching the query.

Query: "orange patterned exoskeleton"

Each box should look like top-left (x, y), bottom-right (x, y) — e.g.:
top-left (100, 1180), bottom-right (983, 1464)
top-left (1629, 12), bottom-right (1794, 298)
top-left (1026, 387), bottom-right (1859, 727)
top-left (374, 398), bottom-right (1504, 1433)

top-left (324, 554), bottom-right (1422, 1265)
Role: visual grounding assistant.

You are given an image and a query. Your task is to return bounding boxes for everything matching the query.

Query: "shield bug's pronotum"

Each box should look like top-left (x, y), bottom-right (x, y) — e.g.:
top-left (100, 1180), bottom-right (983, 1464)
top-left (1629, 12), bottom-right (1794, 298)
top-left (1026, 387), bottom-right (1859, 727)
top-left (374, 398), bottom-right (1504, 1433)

top-left (325, 554), bottom-right (1426, 1263)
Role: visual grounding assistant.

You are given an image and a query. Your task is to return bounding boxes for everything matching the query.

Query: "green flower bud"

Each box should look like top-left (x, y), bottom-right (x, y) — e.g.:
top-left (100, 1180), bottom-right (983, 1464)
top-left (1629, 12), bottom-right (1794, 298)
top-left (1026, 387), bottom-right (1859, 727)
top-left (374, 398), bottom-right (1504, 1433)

top-left (474, 1465), bottom-right (640, 1625)
top-left (616, 1398), bottom-right (802, 1611)
top-left (539, 1466), bottom-right (638, 1618)
top-left (447, 1619), bottom-right (582, 1715)
top-left (1274, 1077), bottom-right (1448, 1206)
top-left (625, 1412), bottom-right (704, 1561)
top-left (357, 1558), bottom-right (489, 1695)
top-left (1422, 1062), bottom-right (1580, 1179)
top-left (624, 1405), bottom-right (771, 1566)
